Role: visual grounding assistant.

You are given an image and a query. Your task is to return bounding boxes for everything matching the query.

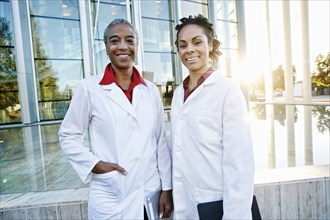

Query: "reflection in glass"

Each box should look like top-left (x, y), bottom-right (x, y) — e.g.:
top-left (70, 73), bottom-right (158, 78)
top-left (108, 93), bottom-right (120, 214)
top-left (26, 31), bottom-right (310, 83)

top-left (0, 104), bottom-right (328, 194)
top-left (35, 60), bottom-right (83, 120)
top-left (251, 103), bottom-right (298, 125)
top-left (141, 0), bottom-right (170, 19)
top-left (312, 105), bottom-right (330, 134)
top-left (140, 0), bottom-right (177, 107)
top-left (29, 0), bottom-right (79, 19)
top-left (216, 0), bottom-right (237, 22)
top-left (143, 52), bottom-right (175, 86)
top-left (0, 124), bottom-right (88, 194)
top-left (286, 105), bottom-right (295, 167)
top-left (94, 40), bottom-right (108, 75)
top-left (0, 3), bottom-right (21, 124)
top-left (142, 18), bottom-right (172, 52)
top-left (250, 103), bottom-right (329, 169)
top-left (31, 17), bottom-right (82, 59)
top-left (0, 47), bottom-right (20, 124)
top-left (217, 21), bottom-right (238, 49)
top-left (92, 2), bottom-right (127, 40)
top-left (91, 1), bottom-right (127, 74)
top-left (218, 49), bottom-right (239, 78)
top-left (180, 1), bottom-right (208, 18)
top-left (304, 106), bottom-right (313, 165)
top-left (29, 5), bottom-right (84, 121)
top-left (0, 1), bottom-right (13, 35)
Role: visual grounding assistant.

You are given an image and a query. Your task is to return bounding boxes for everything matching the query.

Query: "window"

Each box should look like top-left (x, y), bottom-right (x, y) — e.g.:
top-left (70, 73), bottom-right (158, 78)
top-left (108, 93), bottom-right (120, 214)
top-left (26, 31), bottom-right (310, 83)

top-left (179, 0), bottom-right (208, 18)
top-left (0, 0), bottom-right (21, 124)
top-left (29, 0), bottom-right (83, 120)
top-left (141, 0), bottom-right (177, 108)
top-left (215, 0), bottom-right (239, 78)
top-left (91, 0), bottom-right (128, 74)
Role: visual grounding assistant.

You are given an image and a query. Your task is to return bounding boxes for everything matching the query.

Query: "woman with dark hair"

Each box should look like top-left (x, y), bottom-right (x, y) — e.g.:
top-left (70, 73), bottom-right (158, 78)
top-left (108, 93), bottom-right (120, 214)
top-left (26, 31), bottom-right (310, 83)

top-left (171, 14), bottom-right (255, 219)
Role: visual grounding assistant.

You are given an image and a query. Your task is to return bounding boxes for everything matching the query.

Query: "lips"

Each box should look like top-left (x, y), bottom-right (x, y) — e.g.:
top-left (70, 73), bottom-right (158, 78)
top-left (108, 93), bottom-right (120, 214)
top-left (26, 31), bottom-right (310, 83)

top-left (186, 56), bottom-right (198, 62)
top-left (117, 54), bottom-right (130, 57)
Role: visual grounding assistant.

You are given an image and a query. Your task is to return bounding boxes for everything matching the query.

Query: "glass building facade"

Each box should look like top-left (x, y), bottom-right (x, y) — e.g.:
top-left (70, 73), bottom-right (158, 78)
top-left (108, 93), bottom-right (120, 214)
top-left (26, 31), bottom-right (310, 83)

top-left (0, 0), bottom-right (243, 124)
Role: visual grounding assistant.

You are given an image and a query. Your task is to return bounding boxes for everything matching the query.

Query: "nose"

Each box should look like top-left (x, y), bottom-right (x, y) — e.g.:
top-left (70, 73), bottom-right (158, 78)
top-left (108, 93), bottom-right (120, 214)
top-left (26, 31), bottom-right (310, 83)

top-left (118, 40), bottom-right (128, 50)
top-left (186, 43), bottom-right (194, 53)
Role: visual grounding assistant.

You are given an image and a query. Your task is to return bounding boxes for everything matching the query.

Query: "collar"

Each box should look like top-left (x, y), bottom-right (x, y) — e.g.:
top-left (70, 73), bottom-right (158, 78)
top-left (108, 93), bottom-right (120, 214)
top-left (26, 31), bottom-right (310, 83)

top-left (99, 63), bottom-right (145, 87)
top-left (183, 67), bottom-right (215, 91)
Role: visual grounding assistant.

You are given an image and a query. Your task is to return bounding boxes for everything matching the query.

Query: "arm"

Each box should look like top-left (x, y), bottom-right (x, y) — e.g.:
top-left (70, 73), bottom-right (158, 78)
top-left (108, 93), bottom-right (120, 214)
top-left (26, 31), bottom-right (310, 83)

top-left (58, 81), bottom-right (100, 183)
top-left (152, 84), bottom-right (173, 218)
top-left (222, 84), bottom-right (255, 219)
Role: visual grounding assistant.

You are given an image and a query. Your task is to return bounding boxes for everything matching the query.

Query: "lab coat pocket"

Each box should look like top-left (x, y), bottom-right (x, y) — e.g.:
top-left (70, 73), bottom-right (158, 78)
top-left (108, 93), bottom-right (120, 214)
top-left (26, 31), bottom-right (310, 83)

top-left (90, 171), bottom-right (122, 201)
top-left (193, 187), bottom-right (223, 204)
top-left (188, 110), bottom-right (221, 144)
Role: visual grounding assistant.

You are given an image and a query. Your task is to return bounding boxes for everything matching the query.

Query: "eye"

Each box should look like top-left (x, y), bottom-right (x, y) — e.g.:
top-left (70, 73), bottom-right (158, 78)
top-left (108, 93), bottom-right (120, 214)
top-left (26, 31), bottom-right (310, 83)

top-left (109, 39), bottom-right (119, 44)
top-left (195, 41), bottom-right (202, 45)
top-left (126, 38), bottom-right (135, 44)
top-left (179, 44), bottom-right (186, 49)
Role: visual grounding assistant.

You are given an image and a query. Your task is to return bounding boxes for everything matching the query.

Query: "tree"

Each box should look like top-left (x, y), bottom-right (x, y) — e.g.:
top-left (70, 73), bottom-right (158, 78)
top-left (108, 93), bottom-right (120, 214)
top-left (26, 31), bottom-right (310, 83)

top-left (311, 52), bottom-right (330, 94)
top-left (272, 64), bottom-right (296, 91)
top-left (0, 17), bottom-right (20, 122)
top-left (312, 105), bottom-right (330, 134)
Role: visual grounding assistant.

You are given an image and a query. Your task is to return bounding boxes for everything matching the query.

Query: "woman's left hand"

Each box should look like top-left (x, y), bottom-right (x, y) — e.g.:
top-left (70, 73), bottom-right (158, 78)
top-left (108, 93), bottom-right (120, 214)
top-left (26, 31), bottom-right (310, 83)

top-left (158, 190), bottom-right (173, 218)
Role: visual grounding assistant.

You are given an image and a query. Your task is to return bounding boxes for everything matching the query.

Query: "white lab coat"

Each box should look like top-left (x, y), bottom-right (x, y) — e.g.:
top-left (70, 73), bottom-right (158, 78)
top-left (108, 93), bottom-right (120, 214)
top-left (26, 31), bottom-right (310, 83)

top-left (171, 70), bottom-right (255, 219)
top-left (58, 75), bottom-right (172, 219)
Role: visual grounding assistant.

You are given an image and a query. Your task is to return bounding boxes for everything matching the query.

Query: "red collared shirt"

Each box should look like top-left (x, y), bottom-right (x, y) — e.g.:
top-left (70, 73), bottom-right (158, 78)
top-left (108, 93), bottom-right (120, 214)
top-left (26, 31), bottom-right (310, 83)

top-left (183, 67), bottom-right (215, 102)
top-left (99, 63), bottom-right (145, 103)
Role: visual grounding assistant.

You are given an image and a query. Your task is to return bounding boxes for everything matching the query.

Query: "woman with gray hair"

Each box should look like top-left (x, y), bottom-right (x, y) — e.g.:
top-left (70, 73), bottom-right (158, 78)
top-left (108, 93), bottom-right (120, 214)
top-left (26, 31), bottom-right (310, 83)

top-left (59, 18), bottom-right (173, 219)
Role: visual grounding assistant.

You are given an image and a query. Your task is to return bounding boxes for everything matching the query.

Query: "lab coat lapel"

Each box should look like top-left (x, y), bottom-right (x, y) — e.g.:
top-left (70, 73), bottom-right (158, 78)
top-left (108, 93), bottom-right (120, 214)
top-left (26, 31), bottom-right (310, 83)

top-left (102, 83), bottom-right (137, 119)
top-left (184, 83), bottom-right (205, 105)
top-left (132, 84), bottom-right (144, 110)
top-left (183, 70), bottom-right (222, 105)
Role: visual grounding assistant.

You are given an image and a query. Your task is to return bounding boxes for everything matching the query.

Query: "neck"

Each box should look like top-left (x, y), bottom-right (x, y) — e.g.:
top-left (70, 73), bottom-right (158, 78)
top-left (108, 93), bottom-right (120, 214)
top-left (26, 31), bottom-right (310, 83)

top-left (188, 65), bottom-right (211, 88)
top-left (112, 66), bottom-right (133, 90)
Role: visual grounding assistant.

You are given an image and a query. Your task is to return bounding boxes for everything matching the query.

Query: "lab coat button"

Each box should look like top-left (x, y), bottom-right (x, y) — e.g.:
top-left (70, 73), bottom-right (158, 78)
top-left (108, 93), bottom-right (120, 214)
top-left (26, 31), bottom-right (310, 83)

top-left (176, 146), bottom-right (181, 152)
top-left (136, 158), bottom-right (141, 162)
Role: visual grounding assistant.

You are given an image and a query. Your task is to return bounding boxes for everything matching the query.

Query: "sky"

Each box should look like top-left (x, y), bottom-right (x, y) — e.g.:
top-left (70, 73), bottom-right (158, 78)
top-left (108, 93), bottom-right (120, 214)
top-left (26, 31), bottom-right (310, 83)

top-left (244, 0), bottom-right (330, 82)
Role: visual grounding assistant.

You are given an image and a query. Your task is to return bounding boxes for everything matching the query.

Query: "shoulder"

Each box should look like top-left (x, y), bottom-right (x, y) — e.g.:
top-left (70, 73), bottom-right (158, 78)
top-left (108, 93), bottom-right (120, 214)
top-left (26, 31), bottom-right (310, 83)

top-left (80, 75), bottom-right (101, 86)
top-left (209, 70), bottom-right (240, 91)
top-left (73, 75), bottom-right (102, 92)
top-left (143, 79), bottom-right (158, 93)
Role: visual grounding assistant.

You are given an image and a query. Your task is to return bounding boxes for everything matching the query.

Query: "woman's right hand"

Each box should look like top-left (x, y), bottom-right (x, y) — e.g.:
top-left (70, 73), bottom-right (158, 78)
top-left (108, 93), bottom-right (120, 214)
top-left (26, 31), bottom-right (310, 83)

top-left (92, 161), bottom-right (128, 175)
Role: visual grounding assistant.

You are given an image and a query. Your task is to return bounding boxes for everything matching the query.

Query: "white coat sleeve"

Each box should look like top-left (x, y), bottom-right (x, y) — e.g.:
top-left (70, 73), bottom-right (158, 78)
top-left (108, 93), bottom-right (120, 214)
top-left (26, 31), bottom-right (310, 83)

top-left (58, 81), bottom-right (100, 184)
top-left (152, 84), bottom-right (172, 191)
top-left (222, 84), bottom-right (255, 219)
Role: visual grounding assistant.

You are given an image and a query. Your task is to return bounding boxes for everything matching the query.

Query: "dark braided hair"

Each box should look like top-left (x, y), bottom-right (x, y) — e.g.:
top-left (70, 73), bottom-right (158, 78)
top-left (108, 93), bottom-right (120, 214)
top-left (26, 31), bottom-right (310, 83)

top-left (175, 14), bottom-right (221, 67)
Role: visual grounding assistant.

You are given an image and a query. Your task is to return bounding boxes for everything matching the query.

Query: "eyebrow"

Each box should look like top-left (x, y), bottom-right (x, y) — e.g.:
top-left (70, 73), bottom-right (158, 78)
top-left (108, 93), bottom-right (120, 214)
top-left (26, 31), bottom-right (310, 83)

top-left (178, 35), bottom-right (203, 43)
top-left (109, 35), bottom-right (135, 40)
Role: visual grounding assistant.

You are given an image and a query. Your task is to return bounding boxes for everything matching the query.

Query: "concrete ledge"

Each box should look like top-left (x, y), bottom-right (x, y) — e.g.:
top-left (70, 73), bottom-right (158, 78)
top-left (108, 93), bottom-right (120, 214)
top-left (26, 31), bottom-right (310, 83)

top-left (254, 165), bottom-right (330, 219)
top-left (1, 165), bottom-right (329, 219)
top-left (0, 188), bottom-right (89, 220)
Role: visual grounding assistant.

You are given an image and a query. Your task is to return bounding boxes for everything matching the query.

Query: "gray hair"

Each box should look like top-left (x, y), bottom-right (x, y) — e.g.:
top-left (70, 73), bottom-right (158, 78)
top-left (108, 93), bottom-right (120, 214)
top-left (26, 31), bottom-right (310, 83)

top-left (103, 18), bottom-right (139, 44)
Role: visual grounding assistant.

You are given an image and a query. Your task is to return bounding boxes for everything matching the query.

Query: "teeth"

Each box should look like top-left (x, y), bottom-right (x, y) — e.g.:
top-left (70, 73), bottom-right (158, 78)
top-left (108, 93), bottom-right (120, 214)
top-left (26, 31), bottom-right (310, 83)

top-left (187, 57), bottom-right (197, 62)
top-left (118, 54), bottom-right (129, 57)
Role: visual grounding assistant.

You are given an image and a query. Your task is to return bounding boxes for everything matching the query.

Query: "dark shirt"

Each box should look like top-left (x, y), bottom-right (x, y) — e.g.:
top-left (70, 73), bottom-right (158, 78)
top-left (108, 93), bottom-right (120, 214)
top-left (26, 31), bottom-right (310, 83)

top-left (183, 67), bottom-right (215, 102)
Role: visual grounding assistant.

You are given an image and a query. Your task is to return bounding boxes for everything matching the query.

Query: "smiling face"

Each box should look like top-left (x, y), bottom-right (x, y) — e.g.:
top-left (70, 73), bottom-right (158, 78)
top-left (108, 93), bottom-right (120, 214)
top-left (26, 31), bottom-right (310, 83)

top-left (105, 23), bottom-right (137, 72)
top-left (177, 24), bottom-right (213, 75)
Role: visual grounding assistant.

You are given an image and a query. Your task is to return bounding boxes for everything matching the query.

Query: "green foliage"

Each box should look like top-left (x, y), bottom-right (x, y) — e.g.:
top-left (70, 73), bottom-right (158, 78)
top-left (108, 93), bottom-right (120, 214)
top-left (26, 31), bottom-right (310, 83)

top-left (272, 65), bottom-right (296, 91)
top-left (312, 106), bottom-right (330, 134)
top-left (0, 18), bottom-right (19, 111)
top-left (311, 52), bottom-right (330, 88)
